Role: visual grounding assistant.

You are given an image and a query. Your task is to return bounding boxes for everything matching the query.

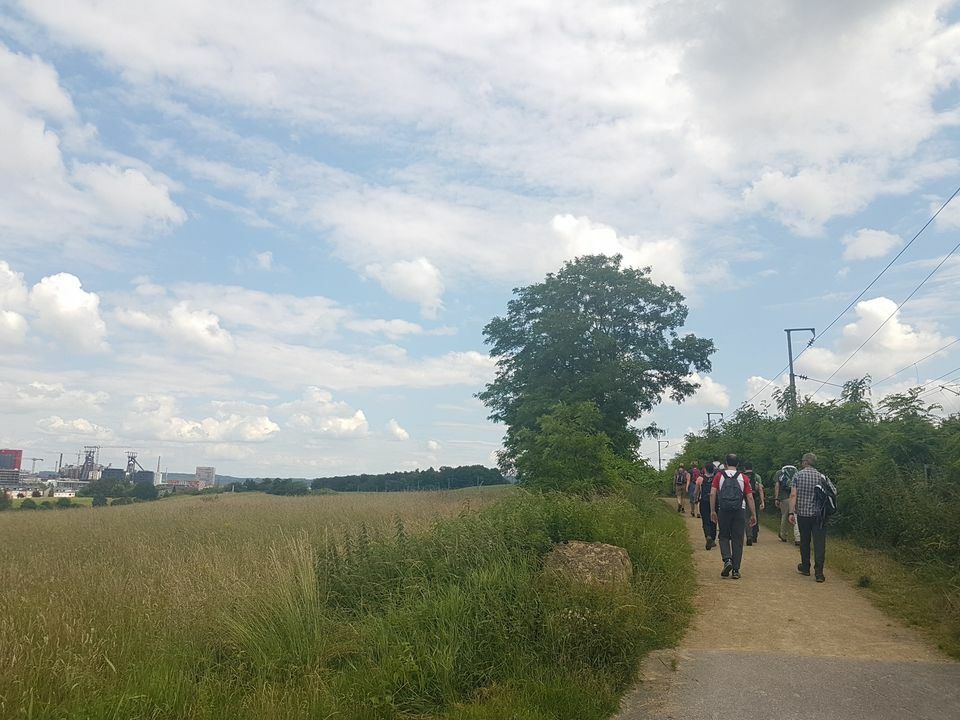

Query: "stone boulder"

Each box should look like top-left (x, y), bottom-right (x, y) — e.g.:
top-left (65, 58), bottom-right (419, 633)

top-left (543, 540), bottom-right (633, 587)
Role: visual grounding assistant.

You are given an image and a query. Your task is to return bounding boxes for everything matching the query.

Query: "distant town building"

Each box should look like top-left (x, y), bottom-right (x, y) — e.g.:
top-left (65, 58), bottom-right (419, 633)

top-left (195, 466), bottom-right (216, 489)
top-left (0, 449), bottom-right (23, 470)
top-left (0, 449), bottom-right (22, 485)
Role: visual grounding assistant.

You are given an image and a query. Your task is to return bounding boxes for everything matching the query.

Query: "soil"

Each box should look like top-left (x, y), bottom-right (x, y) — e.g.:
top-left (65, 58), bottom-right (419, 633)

top-left (614, 503), bottom-right (960, 720)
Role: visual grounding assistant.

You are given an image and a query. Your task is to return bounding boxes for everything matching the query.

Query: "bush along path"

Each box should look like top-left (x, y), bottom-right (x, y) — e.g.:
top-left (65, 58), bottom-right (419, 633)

top-left (615, 503), bottom-right (960, 720)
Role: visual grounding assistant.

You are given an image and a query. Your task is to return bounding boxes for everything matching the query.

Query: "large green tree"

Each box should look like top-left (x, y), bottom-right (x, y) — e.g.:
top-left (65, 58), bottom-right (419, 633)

top-left (479, 254), bottom-right (715, 463)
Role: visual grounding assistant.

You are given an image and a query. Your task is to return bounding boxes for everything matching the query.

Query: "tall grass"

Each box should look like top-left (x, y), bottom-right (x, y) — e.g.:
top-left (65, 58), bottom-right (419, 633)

top-left (0, 487), bottom-right (692, 719)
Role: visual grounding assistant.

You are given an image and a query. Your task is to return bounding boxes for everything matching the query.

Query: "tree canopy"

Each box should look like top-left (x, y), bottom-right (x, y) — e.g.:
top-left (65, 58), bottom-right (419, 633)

top-left (479, 254), bottom-right (715, 464)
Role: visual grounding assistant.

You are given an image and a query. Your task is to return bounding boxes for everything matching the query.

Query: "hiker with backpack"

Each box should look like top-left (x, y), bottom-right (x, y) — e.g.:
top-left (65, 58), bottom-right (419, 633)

top-left (688, 463), bottom-right (701, 517)
top-left (742, 463), bottom-right (765, 545)
top-left (696, 462), bottom-right (717, 549)
top-left (674, 464), bottom-right (689, 513)
top-left (775, 465), bottom-right (801, 545)
top-left (788, 453), bottom-right (838, 583)
top-left (709, 454), bottom-right (758, 579)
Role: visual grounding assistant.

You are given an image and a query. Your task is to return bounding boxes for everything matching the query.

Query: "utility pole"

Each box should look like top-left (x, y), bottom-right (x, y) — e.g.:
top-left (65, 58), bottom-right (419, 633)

top-left (657, 440), bottom-right (670, 472)
top-left (706, 412), bottom-right (724, 430)
top-left (785, 327), bottom-right (816, 411)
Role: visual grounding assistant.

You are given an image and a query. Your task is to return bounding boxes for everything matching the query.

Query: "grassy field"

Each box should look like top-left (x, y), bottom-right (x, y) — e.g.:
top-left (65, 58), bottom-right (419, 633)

top-left (0, 487), bottom-right (692, 719)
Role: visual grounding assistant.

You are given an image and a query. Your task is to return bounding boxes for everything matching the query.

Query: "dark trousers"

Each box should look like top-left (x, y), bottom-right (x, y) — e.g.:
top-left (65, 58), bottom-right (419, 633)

top-left (717, 507), bottom-right (745, 570)
top-left (700, 500), bottom-right (715, 541)
top-left (797, 515), bottom-right (826, 573)
top-left (749, 496), bottom-right (760, 541)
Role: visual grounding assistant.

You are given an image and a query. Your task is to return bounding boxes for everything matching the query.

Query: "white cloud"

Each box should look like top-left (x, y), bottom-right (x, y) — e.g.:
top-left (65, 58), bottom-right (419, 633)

top-left (345, 318), bottom-right (425, 339)
top-left (0, 310), bottom-right (27, 344)
top-left (0, 43), bottom-right (185, 251)
top-left (0, 381), bottom-right (108, 413)
top-left (550, 214), bottom-right (689, 289)
top-left (386, 418), bottom-right (410, 441)
top-left (29, 272), bottom-right (107, 352)
top-left (0, 260), bottom-right (28, 309)
top-left (426, 439), bottom-right (440, 451)
top-left (841, 228), bottom-right (902, 261)
top-left (277, 387), bottom-right (368, 438)
top-left (797, 297), bottom-right (955, 383)
top-left (36, 415), bottom-right (113, 440)
top-left (684, 373), bottom-right (730, 408)
top-left (365, 258), bottom-right (445, 319)
top-left (19, 0), bottom-right (959, 239)
top-left (126, 395), bottom-right (279, 443)
top-left (254, 250), bottom-right (273, 270)
top-left (168, 302), bottom-right (234, 353)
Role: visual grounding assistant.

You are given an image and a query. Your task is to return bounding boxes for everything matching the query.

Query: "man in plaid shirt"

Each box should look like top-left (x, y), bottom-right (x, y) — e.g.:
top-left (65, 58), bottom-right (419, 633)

top-left (789, 452), bottom-right (836, 583)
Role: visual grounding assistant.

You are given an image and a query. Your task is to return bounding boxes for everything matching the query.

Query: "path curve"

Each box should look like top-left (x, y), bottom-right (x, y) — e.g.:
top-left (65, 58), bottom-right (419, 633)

top-left (615, 504), bottom-right (959, 720)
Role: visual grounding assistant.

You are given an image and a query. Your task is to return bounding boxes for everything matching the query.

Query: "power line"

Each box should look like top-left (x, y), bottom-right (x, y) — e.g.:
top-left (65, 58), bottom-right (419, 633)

top-left (796, 374), bottom-right (846, 389)
top-left (813, 234), bottom-right (960, 394)
top-left (810, 185), bottom-right (960, 344)
top-left (739, 185), bottom-right (960, 407)
top-left (872, 337), bottom-right (960, 387)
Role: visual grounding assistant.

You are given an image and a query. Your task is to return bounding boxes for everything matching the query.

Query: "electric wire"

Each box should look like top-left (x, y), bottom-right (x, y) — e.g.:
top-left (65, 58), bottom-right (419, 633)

top-left (873, 337), bottom-right (960, 387)
top-left (812, 234), bottom-right (960, 395)
top-left (738, 185), bottom-right (960, 408)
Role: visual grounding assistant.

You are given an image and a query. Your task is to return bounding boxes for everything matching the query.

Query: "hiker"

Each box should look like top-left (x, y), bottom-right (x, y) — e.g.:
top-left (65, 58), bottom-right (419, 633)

top-left (742, 463), bottom-right (765, 545)
top-left (696, 462), bottom-right (717, 549)
top-left (775, 465), bottom-right (801, 545)
top-left (688, 463), bottom-right (701, 517)
top-left (710, 454), bottom-right (757, 580)
top-left (674, 464), bottom-right (689, 513)
top-left (788, 453), bottom-right (838, 583)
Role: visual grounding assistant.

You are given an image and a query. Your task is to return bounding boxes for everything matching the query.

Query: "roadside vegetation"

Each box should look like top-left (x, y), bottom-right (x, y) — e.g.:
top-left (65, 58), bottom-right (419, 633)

top-left (675, 379), bottom-right (960, 658)
top-left (1, 255), bottom-right (707, 718)
top-left (0, 487), bottom-right (692, 719)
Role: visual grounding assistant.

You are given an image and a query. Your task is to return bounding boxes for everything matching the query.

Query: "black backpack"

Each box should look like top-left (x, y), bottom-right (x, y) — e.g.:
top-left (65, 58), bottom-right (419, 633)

top-left (717, 471), bottom-right (745, 512)
top-left (814, 474), bottom-right (837, 526)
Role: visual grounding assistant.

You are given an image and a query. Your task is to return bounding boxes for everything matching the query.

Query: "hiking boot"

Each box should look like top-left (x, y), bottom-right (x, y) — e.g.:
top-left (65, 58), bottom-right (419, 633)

top-left (779, 536), bottom-right (787, 543)
top-left (794, 541), bottom-right (800, 546)
top-left (746, 539), bottom-right (753, 546)
top-left (731, 570), bottom-right (741, 580)
top-left (797, 564), bottom-right (810, 577)
top-left (816, 573), bottom-right (826, 583)
top-left (705, 540), bottom-right (711, 550)
top-left (706, 538), bottom-right (715, 550)
top-left (721, 560), bottom-right (733, 577)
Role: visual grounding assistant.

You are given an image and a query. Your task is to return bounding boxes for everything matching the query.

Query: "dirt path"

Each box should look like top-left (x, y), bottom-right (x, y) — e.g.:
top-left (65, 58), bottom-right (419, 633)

top-left (615, 505), bottom-right (960, 720)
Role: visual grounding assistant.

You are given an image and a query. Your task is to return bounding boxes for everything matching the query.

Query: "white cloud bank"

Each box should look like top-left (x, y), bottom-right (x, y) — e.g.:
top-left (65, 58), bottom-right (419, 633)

top-left (0, 42), bottom-right (184, 252)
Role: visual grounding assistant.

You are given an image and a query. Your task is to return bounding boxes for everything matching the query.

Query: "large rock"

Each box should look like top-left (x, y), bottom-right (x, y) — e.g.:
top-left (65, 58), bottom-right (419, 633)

top-left (543, 540), bottom-right (633, 587)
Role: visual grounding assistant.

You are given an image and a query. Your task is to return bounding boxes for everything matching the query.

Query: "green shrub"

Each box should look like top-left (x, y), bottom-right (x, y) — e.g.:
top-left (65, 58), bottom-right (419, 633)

top-left (19, 498), bottom-right (37, 510)
top-left (0, 492), bottom-right (10, 511)
top-left (92, 495), bottom-right (108, 507)
top-left (215, 490), bottom-right (693, 719)
top-left (55, 497), bottom-right (72, 509)
top-left (110, 496), bottom-right (134, 506)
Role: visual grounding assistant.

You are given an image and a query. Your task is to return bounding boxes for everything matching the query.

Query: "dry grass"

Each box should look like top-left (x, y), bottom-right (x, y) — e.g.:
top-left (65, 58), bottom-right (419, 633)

top-left (0, 486), bottom-right (693, 719)
top-left (0, 489), bottom-right (504, 718)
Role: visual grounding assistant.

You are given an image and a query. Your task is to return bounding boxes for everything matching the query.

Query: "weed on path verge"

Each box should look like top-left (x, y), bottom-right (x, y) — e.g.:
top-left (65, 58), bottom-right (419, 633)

top-left (0, 489), bottom-right (693, 719)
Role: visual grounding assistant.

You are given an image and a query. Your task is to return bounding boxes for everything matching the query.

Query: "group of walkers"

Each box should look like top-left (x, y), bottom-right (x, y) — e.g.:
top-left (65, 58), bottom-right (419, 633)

top-left (674, 453), bottom-right (837, 582)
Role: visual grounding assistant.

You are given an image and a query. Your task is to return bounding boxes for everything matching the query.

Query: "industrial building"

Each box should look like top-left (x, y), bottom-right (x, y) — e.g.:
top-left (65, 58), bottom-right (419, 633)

top-left (195, 466), bottom-right (216, 489)
top-left (0, 449), bottom-right (23, 486)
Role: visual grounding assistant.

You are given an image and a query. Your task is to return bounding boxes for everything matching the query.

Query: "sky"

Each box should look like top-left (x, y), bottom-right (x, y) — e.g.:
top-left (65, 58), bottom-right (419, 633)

top-left (2, 0), bottom-right (960, 477)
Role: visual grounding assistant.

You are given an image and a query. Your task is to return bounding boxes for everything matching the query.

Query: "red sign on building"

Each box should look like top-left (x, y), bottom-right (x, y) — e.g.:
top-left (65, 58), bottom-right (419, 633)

top-left (0, 449), bottom-right (23, 471)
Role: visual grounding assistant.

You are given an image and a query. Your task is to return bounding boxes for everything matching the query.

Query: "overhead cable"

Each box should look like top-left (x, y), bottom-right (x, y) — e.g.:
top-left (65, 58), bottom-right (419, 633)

top-left (813, 234), bottom-right (960, 394)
